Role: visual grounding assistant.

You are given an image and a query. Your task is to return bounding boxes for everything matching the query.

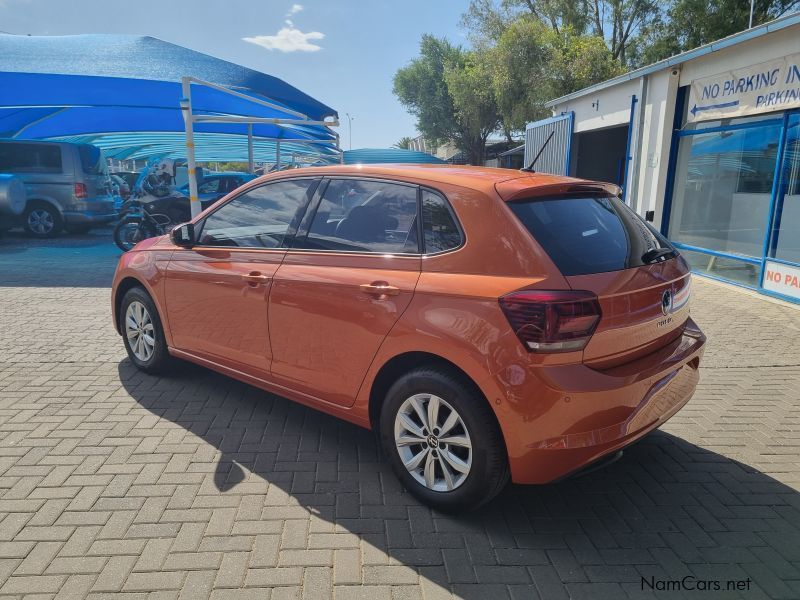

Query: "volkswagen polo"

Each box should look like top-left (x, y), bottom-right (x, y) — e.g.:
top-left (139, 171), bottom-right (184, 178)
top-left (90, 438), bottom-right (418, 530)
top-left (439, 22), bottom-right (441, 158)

top-left (111, 165), bottom-right (705, 512)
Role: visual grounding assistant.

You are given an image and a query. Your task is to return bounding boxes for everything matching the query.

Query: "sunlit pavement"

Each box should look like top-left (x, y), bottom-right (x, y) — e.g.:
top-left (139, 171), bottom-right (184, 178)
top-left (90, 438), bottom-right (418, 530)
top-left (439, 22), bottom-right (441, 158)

top-left (1, 229), bottom-right (799, 599)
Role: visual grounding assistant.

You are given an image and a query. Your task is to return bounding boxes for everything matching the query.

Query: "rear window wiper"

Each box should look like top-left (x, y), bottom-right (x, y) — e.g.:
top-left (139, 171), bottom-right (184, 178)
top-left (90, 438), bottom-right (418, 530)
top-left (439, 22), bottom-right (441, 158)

top-left (641, 247), bottom-right (676, 264)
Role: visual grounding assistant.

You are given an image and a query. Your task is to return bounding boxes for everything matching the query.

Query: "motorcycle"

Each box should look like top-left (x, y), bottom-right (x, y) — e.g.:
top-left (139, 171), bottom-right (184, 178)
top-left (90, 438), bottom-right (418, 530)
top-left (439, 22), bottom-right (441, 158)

top-left (113, 193), bottom-right (191, 252)
top-left (113, 158), bottom-right (197, 252)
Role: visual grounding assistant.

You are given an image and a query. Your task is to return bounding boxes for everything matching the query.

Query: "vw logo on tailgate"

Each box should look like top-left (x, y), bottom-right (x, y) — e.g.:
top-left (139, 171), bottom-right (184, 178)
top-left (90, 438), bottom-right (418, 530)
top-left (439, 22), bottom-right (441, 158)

top-left (661, 289), bottom-right (673, 316)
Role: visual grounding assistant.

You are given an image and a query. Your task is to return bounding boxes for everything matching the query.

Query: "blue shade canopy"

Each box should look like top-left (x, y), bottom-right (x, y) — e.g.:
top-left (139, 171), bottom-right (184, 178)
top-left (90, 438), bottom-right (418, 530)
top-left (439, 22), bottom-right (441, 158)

top-left (56, 133), bottom-right (341, 164)
top-left (0, 34), bottom-right (339, 160)
top-left (343, 148), bottom-right (445, 164)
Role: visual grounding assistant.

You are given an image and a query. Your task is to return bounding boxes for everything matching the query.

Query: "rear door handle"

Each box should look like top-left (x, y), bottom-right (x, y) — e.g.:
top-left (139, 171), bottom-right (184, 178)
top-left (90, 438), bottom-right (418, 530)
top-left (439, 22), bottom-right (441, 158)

top-left (360, 282), bottom-right (400, 297)
top-left (242, 272), bottom-right (270, 285)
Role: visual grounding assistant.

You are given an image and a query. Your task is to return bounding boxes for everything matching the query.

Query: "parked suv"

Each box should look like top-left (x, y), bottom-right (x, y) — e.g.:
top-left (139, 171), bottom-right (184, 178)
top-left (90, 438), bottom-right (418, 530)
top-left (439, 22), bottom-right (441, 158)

top-left (0, 139), bottom-right (116, 237)
top-left (111, 165), bottom-right (705, 512)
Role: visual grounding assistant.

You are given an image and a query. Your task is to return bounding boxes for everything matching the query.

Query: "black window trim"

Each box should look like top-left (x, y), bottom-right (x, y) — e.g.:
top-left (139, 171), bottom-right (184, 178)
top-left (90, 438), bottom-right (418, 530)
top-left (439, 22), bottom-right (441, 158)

top-left (418, 185), bottom-right (466, 257)
top-left (192, 176), bottom-right (321, 251)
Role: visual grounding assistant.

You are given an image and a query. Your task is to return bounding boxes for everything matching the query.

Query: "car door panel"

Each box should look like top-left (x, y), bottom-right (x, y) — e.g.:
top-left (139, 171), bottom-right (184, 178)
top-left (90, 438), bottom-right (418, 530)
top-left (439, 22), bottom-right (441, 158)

top-left (164, 248), bottom-right (282, 376)
top-left (269, 251), bottom-right (421, 407)
top-left (267, 177), bottom-right (423, 407)
top-left (163, 177), bottom-right (319, 377)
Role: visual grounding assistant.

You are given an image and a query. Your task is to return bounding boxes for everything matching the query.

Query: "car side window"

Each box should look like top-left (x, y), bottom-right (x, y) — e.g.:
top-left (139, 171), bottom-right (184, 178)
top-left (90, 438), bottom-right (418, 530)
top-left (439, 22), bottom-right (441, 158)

top-left (0, 143), bottom-right (62, 173)
top-left (197, 179), bottom-right (316, 248)
top-left (299, 179), bottom-right (420, 253)
top-left (421, 189), bottom-right (462, 253)
top-left (198, 178), bottom-right (220, 194)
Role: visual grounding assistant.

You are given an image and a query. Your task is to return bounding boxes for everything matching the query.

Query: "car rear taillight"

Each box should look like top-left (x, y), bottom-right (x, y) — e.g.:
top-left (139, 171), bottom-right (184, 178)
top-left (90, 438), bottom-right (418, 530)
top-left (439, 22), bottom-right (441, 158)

top-left (74, 183), bottom-right (88, 199)
top-left (499, 290), bottom-right (601, 353)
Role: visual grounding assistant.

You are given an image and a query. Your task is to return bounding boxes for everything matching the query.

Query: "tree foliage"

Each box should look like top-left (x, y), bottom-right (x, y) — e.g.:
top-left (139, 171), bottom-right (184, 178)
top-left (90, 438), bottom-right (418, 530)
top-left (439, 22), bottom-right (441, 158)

top-left (634, 0), bottom-right (799, 64)
top-left (489, 18), bottom-right (623, 131)
top-left (393, 35), bottom-right (501, 164)
top-left (393, 137), bottom-right (415, 149)
top-left (395, 0), bottom-right (799, 163)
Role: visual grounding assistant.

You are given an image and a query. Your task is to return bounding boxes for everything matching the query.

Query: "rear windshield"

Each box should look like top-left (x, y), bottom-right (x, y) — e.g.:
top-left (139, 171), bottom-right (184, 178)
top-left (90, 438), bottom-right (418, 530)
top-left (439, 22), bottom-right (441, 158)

top-left (78, 144), bottom-right (108, 176)
top-left (508, 195), bottom-right (675, 276)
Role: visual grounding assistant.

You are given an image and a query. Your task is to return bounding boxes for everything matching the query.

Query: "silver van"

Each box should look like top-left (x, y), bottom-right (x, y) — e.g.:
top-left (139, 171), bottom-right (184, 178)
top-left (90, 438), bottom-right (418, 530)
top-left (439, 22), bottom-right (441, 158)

top-left (0, 139), bottom-right (116, 237)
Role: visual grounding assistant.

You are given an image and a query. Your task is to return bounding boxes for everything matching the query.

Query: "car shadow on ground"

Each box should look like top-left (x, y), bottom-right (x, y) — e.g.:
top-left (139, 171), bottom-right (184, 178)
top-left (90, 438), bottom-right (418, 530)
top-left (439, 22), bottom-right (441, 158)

top-left (118, 359), bottom-right (800, 600)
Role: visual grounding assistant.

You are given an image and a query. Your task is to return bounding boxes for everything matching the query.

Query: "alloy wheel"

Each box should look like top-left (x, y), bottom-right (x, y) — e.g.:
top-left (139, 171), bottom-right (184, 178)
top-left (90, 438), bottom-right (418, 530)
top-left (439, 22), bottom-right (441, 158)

top-left (394, 393), bottom-right (473, 492)
top-left (27, 209), bottom-right (54, 235)
top-left (125, 301), bottom-right (155, 362)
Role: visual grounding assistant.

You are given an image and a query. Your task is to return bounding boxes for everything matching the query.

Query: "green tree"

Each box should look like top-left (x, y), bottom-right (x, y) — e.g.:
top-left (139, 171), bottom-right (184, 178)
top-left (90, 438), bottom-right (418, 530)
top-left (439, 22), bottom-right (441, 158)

top-left (393, 35), bottom-right (501, 164)
top-left (393, 137), bottom-right (415, 149)
top-left (463, 0), bottom-right (659, 65)
top-left (488, 18), bottom-right (623, 132)
top-left (444, 49), bottom-right (502, 163)
top-left (635, 0), bottom-right (799, 65)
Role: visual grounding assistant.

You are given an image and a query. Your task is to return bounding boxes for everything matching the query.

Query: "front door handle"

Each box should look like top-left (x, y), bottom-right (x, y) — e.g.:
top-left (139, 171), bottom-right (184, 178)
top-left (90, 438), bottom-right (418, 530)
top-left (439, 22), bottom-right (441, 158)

top-left (360, 281), bottom-right (400, 297)
top-left (242, 272), bottom-right (270, 286)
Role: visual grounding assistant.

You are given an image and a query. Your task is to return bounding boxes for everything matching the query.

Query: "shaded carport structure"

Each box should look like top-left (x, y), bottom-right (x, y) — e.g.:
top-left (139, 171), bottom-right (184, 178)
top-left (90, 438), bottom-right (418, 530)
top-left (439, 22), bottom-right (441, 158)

top-left (0, 34), bottom-right (340, 215)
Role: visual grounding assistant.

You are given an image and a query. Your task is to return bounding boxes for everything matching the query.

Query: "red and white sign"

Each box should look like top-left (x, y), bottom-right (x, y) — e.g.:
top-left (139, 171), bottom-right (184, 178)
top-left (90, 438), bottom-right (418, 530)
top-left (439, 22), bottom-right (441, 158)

top-left (763, 261), bottom-right (800, 300)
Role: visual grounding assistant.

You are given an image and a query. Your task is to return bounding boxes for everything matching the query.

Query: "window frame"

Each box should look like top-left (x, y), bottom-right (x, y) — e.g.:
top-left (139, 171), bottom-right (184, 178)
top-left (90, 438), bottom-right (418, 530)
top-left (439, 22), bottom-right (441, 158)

top-left (418, 186), bottom-right (465, 256)
top-left (287, 176), bottom-right (466, 257)
top-left (192, 176), bottom-right (321, 251)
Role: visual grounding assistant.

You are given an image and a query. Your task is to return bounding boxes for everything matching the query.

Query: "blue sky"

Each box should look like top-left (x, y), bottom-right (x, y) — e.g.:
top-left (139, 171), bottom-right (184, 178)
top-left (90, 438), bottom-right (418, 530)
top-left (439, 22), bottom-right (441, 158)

top-left (0, 0), bottom-right (472, 149)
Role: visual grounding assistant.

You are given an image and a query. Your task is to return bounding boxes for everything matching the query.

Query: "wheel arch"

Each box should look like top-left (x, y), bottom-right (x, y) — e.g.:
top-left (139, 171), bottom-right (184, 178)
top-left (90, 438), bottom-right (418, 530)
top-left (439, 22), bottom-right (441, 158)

top-left (25, 197), bottom-right (64, 216)
top-left (367, 351), bottom-right (504, 448)
top-left (113, 276), bottom-right (159, 335)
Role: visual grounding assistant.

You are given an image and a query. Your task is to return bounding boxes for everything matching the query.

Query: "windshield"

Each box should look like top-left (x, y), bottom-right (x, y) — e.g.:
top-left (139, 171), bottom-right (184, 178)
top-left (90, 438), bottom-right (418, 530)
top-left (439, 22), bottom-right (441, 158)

top-left (508, 195), bottom-right (675, 276)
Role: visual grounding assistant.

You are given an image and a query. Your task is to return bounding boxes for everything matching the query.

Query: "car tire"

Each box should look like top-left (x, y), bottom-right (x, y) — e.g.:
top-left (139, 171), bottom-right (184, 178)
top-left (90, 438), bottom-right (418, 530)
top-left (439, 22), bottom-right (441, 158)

top-left (380, 367), bottom-right (509, 513)
top-left (23, 202), bottom-right (63, 238)
top-left (120, 286), bottom-right (171, 374)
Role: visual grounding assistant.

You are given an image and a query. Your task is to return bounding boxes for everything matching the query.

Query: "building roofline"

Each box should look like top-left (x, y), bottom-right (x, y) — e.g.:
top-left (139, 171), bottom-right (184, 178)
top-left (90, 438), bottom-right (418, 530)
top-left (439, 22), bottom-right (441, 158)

top-left (545, 12), bottom-right (800, 108)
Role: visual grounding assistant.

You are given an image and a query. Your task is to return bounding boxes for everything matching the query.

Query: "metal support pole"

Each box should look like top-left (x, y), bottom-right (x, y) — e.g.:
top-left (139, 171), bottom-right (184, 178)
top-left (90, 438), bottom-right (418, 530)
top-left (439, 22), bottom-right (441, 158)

top-left (276, 139), bottom-right (282, 170)
top-left (180, 78), bottom-right (201, 219)
top-left (247, 124), bottom-right (255, 174)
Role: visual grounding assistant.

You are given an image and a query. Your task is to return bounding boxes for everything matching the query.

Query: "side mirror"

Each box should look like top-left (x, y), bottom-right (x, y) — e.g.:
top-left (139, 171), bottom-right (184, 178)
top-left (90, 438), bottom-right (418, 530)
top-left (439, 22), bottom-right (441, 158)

top-left (171, 222), bottom-right (195, 247)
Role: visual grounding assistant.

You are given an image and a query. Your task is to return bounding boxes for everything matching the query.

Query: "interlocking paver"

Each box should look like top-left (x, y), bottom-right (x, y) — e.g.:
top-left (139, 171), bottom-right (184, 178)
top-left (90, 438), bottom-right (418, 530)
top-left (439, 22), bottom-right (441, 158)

top-left (2, 229), bottom-right (800, 598)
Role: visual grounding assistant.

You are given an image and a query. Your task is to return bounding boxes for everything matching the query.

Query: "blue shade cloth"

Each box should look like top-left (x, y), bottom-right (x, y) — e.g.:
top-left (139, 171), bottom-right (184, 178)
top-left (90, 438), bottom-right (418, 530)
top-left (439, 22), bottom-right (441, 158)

top-left (343, 148), bottom-right (445, 164)
top-left (0, 34), bottom-right (339, 160)
top-left (56, 132), bottom-right (341, 163)
top-left (0, 34), bottom-right (336, 120)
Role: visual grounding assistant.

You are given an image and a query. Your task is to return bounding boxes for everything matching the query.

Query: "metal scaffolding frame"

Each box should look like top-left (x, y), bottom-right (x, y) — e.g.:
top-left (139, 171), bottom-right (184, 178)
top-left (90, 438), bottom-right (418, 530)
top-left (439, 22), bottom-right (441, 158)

top-left (180, 76), bottom-right (340, 218)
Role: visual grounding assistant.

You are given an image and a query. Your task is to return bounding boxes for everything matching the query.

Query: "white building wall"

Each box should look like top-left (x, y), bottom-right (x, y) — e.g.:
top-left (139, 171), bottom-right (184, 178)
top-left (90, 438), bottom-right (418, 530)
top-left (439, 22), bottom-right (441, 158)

top-left (679, 26), bottom-right (800, 85)
top-left (551, 79), bottom-right (639, 133)
top-left (633, 69), bottom-right (679, 229)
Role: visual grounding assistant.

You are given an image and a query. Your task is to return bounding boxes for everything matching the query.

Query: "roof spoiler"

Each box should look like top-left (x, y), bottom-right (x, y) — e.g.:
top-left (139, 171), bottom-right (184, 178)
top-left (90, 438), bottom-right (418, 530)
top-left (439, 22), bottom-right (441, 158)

top-left (496, 177), bottom-right (622, 203)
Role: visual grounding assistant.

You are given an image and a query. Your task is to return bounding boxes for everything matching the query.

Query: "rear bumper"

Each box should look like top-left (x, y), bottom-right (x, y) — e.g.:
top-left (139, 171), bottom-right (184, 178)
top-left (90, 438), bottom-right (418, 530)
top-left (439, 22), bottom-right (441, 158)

top-left (506, 319), bottom-right (706, 484)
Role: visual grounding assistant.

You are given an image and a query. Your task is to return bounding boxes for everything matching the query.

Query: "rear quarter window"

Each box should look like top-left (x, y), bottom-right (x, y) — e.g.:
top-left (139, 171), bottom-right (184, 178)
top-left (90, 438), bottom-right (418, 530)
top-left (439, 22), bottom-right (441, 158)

top-left (508, 195), bottom-right (675, 276)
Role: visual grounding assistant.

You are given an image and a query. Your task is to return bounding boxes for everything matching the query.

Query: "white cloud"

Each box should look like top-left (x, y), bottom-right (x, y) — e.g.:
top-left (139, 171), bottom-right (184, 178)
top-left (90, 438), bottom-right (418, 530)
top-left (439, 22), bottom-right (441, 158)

top-left (243, 26), bottom-right (324, 53)
top-left (286, 3), bottom-right (303, 16)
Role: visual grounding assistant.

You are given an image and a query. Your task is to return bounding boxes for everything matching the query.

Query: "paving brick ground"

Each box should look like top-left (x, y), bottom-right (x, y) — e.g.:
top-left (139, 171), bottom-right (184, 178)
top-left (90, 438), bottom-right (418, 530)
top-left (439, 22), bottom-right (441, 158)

top-left (1, 228), bottom-right (800, 599)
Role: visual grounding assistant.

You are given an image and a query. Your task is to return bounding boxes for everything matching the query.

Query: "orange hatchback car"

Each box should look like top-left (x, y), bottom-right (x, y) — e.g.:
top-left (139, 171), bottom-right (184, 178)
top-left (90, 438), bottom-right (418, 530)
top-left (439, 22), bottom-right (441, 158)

top-left (112, 165), bottom-right (705, 512)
